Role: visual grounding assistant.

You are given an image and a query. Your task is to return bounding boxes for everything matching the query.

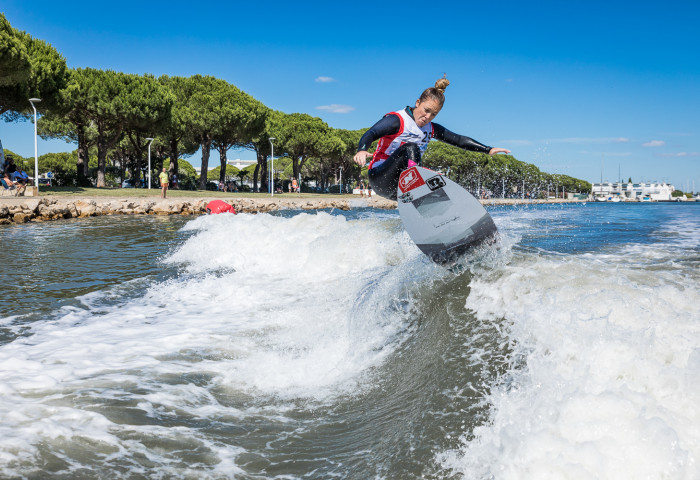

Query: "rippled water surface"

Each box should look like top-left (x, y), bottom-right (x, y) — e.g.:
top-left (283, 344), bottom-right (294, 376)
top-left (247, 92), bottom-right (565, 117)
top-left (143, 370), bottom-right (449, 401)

top-left (1, 203), bottom-right (698, 479)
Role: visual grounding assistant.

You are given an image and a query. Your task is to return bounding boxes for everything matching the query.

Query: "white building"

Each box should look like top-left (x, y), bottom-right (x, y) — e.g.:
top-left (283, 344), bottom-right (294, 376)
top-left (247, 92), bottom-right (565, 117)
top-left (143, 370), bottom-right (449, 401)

top-left (193, 159), bottom-right (257, 176)
top-left (591, 181), bottom-right (676, 201)
top-left (227, 158), bottom-right (257, 170)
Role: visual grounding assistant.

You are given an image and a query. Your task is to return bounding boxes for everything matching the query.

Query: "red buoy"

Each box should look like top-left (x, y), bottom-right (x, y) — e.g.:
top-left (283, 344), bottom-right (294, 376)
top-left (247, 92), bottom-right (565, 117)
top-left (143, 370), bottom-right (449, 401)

top-left (206, 200), bottom-right (236, 215)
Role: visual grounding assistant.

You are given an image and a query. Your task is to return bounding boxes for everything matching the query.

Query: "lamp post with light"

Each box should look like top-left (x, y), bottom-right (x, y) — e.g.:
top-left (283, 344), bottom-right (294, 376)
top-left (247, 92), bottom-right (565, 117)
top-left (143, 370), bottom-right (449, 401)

top-left (269, 137), bottom-right (275, 197)
top-left (146, 138), bottom-right (154, 189)
top-left (28, 98), bottom-right (41, 192)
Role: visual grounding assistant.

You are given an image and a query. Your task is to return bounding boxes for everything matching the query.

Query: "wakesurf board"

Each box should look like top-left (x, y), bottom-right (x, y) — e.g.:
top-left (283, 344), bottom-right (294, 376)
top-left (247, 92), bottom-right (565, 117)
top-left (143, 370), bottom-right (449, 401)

top-left (397, 166), bottom-right (497, 264)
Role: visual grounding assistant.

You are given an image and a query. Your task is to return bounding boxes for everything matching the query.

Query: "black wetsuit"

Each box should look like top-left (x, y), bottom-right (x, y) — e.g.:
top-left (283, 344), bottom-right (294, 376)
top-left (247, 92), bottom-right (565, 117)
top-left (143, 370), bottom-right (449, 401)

top-left (358, 107), bottom-right (492, 200)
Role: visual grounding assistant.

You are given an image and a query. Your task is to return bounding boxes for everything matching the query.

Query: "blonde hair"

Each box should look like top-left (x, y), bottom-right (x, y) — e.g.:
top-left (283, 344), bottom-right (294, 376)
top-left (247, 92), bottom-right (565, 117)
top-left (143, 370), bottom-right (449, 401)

top-left (419, 74), bottom-right (450, 107)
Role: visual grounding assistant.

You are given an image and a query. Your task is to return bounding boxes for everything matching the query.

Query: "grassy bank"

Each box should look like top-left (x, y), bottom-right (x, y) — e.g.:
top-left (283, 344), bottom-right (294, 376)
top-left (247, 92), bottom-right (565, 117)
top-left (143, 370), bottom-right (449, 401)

top-left (22, 187), bottom-right (584, 207)
top-left (37, 186), bottom-right (356, 200)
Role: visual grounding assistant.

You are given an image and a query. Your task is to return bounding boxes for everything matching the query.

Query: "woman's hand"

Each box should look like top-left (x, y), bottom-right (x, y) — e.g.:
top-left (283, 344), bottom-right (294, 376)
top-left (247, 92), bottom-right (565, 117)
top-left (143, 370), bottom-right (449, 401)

top-left (488, 147), bottom-right (511, 155)
top-left (354, 151), bottom-right (372, 167)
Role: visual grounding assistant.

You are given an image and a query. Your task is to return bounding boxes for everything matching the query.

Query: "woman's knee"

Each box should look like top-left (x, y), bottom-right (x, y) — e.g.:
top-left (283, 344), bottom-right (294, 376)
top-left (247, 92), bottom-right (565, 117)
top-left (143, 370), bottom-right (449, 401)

top-left (396, 143), bottom-right (421, 165)
top-left (405, 142), bottom-right (420, 155)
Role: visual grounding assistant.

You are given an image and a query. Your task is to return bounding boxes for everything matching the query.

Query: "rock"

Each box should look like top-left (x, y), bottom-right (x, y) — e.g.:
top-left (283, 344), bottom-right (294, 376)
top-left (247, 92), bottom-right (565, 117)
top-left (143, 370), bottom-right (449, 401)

top-left (133, 201), bottom-right (153, 214)
top-left (150, 201), bottom-right (172, 215)
top-left (20, 199), bottom-right (41, 213)
top-left (169, 203), bottom-right (183, 214)
top-left (13, 212), bottom-right (30, 223)
top-left (74, 200), bottom-right (95, 216)
top-left (0, 192), bottom-right (409, 225)
top-left (78, 202), bottom-right (98, 217)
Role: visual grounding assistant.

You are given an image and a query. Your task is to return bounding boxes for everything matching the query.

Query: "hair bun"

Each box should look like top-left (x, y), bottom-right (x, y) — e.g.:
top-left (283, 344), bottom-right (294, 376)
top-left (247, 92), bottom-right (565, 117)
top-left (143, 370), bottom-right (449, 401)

top-left (434, 75), bottom-right (450, 94)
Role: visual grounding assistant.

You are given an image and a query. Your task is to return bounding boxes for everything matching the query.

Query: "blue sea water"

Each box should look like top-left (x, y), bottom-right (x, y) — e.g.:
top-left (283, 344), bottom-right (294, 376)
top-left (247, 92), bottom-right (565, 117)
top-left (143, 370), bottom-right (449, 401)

top-left (0, 202), bottom-right (698, 479)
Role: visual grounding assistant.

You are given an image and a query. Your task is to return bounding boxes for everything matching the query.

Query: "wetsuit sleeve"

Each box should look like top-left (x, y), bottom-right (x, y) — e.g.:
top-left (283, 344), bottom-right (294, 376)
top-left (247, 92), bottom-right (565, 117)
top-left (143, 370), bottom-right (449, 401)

top-left (357, 114), bottom-right (402, 152)
top-left (432, 123), bottom-right (492, 154)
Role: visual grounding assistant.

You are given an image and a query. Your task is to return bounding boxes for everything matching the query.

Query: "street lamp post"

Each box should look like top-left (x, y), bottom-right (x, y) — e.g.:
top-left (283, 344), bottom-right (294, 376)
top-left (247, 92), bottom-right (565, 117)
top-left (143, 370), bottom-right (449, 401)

top-left (29, 98), bottom-right (41, 192)
top-left (269, 137), bottom-right (275, 197)
top-left (146, 138), bottom-right (154, 189)
top-left (339, 166), bottom-right (343, 194)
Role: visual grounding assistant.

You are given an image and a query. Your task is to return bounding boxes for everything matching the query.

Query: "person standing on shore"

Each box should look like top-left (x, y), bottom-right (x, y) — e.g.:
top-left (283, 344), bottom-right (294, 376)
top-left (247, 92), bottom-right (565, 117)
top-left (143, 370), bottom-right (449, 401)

top-left (159, 167), bottom-right (169, 199)
top-left (353, 76), bottom-right (510, 200)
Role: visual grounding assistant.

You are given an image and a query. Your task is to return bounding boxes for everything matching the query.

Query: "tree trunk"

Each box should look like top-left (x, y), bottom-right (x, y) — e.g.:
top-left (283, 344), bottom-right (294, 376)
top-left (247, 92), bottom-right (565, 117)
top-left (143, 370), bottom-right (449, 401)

top-left (128, 134), bottom-right (145, 187)
top-left (257, 150), bottom-right (268, 192)
top-left (95, 122), bottom-right (122, 188)
top-left (96, 135), bottom-right (108, 188)
top-left (219, 147), bottom-right (227, 183)
top-left (253, 163), bottom-right (259, 192)
top-left (168, 138), bottom-right (179, 177)
top-left (76, 126), bottom-right (90, 186)
top-left (293, 157), bottom-right (300, 181)
top-left (133, 154), bottom-right (143, 187)
top-left (198, 136), bottom-right (213, 190)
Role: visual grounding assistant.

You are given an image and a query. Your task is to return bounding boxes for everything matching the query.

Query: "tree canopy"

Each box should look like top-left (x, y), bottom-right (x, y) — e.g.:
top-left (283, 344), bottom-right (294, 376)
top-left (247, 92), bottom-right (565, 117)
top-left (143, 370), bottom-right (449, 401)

top-left (0, 13), bottom-right (67, 119)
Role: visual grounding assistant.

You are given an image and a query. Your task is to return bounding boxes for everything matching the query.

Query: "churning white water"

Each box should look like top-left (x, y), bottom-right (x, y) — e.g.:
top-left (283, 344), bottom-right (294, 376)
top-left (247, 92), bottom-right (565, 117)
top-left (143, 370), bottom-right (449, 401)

top-left (0, 203), bottom-right (698, 479)
top-left (440, 204), bottom-right (700, 479)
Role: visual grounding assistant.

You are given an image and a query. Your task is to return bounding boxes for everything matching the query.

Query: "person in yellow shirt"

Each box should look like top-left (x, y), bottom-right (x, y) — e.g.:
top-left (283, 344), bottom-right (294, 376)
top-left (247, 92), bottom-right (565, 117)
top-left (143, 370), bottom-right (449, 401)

top-left (159, 167), bottom-right (169, 199)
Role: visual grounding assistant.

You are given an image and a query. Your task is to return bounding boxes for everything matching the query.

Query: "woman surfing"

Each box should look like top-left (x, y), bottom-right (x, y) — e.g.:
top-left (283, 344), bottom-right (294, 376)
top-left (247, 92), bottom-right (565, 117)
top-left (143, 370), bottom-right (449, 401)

top-left (353, 76), bottom-right (510, 200)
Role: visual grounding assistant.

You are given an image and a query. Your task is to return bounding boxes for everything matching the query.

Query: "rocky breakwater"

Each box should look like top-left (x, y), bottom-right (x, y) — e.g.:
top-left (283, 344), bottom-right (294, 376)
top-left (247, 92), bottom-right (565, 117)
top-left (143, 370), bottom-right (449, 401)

top-left (0, 196), bottom-right (397, 224)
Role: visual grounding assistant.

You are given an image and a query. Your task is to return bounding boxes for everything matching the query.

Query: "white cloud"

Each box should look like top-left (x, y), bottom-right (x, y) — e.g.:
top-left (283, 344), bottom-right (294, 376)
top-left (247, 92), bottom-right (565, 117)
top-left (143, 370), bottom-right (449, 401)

top-left (642, 140), bottom-right (665, 147)
top-left (316, 104), bottom-right (355, 114)
top-left (612, 137), bottom-right (630, 143)
top-left (315, 76), bottom-right (335, 83)
top-left (657, 152), bottom-right (699, 158)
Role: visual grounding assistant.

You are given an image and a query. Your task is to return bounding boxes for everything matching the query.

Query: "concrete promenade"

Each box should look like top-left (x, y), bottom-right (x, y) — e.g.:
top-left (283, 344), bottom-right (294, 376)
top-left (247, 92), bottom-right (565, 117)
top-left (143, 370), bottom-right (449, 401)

top-left (0, 194), bottom-right (585, 224)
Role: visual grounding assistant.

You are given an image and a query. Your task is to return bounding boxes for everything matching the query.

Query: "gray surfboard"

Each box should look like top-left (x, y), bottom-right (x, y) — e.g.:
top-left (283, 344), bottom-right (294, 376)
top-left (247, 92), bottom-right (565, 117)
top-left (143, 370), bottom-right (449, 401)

top-left (397, 166), bottom-right (497, 264)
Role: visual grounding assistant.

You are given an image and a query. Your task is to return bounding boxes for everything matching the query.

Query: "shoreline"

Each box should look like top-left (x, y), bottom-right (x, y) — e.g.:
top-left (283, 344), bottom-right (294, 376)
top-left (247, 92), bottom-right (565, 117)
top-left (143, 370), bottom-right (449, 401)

top-left (0, 194), bottom-right (585, 224)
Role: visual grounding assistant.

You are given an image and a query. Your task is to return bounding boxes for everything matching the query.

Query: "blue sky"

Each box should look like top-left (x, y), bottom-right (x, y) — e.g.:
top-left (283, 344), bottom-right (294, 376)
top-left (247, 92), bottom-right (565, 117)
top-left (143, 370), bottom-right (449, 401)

top-left (2, 0), bottom-right (699, 190)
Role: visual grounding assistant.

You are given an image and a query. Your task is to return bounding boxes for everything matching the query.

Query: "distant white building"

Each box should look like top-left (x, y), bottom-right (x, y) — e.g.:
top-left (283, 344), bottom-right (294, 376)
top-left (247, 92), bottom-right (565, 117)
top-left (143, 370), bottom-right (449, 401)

top-left (227, 158), bottom-right (257, 170)
top-left (592, 181), bottom-right (676, 201)
top-left (193, 159), bottom-right (257, 176)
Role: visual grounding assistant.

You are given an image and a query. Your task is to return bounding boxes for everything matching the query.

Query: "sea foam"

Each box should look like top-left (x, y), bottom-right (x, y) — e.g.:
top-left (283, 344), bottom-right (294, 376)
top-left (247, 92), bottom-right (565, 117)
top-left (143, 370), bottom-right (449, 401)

top-left (439, 224), bottom-right (700, 479)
